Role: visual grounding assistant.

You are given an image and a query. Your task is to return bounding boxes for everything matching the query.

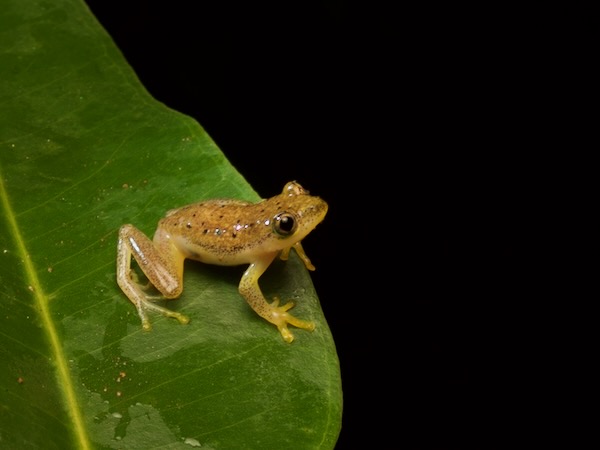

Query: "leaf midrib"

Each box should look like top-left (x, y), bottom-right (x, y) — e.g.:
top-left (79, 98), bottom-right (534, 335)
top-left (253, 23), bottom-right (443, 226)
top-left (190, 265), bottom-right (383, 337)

top-left (0, 166), bottom-right (91, 450)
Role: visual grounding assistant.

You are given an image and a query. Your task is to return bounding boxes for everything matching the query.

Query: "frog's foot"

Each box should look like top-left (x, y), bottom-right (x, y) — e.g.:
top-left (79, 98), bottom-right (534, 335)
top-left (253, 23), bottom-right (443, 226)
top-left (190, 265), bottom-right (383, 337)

top-left (269, 297), bottom-right (315, 343)
top-left (133, 297), bottom-right (190, 331)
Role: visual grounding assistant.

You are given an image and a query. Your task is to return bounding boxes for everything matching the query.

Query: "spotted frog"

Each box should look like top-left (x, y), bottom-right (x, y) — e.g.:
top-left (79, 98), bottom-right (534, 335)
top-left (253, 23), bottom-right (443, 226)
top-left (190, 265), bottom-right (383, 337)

top-left (116, 181), bottom-right (327, 342)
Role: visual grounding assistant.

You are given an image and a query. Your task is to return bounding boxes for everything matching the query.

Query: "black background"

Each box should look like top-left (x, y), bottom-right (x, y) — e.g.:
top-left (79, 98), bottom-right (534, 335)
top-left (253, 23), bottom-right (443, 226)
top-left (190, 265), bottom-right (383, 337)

top-left (84, 2), bottom-right (525, 448)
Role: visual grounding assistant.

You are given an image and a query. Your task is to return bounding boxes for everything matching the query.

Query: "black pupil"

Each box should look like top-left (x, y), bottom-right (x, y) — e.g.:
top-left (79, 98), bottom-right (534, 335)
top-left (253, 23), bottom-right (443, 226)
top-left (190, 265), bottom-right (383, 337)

top-left (279, 215), bottom-right (294, 233)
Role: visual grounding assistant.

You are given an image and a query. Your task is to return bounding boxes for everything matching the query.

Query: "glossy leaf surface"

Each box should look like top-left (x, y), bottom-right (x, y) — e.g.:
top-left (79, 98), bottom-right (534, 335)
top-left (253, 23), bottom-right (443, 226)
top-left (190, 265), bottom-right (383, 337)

top-left (0, 1), bottom-right (341, 448)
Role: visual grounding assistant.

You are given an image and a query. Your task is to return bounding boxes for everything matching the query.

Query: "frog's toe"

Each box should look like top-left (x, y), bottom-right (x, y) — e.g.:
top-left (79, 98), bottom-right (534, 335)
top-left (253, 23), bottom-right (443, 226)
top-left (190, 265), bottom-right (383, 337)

top-left (160, 309), bottom-right (190, 325)
top-left (286, 315), bottom-right (316, 331)
top-left (175, 313), bottom-right (190, 325)
top-left (273, 298), bottom-right (295, 312)
top-left (274, 317), bottom-right (315, 342)
top-left (135, 298), bottom-right (190, 329)
top-left (278, 326), bottom-right (295, 343)
top-left (133, 304), bottom-right (152, 330)
top-left (141, 318), bottom-right (152, 331)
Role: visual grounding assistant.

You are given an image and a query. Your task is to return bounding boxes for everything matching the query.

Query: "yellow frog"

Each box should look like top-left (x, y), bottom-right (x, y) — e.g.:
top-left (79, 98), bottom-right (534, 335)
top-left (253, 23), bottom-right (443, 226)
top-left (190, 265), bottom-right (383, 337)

top-left (116, 181), bottom-right (328, 342)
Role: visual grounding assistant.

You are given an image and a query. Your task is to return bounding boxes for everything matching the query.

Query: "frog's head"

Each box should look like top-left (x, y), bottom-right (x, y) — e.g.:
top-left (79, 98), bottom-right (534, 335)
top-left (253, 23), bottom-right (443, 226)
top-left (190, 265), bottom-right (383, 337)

top-left (267, 181), bottom-right (328, 248)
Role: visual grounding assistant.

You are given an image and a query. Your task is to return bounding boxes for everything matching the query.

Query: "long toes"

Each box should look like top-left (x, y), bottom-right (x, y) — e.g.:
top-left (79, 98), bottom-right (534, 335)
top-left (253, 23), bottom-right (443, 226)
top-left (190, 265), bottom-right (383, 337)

top-left (278, 326), bottom-right (294, 343)
top-left (279, 302), bottom-right (295, 312)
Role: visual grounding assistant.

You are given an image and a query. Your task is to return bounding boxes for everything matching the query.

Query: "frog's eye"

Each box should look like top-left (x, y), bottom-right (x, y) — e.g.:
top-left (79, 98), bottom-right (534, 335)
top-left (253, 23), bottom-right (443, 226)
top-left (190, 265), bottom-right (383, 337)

top-left (273, 212), bottom-right (297, 237)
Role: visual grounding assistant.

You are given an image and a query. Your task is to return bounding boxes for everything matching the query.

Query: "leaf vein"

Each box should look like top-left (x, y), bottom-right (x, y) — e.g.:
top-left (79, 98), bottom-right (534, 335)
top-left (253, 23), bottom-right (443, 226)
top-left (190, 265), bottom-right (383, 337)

top-left (0, 168), bottom-right (92, 450)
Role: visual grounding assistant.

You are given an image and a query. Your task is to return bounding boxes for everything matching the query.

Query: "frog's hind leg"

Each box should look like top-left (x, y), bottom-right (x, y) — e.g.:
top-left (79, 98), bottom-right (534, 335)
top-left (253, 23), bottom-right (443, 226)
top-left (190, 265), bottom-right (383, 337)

top-left (117, 224), bottom-right (189, 330)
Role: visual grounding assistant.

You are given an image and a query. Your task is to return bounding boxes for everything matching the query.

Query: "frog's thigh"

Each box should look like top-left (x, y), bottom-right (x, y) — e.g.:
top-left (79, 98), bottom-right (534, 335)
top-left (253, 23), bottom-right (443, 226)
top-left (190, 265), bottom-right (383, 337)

top-left (119, 224), bottom-right (184, 298)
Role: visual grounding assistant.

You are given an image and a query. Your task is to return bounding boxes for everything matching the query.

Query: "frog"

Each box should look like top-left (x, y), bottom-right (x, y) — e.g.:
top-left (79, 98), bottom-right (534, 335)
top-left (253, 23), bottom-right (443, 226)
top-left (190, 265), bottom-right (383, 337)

top-left (116, 181), bottom-right (328, 343)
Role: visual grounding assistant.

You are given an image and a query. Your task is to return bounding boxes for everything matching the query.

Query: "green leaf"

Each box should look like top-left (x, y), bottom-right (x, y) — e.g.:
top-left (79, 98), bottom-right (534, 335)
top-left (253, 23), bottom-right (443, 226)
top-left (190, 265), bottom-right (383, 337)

top-left (0, 1), bottom-right (342, 448)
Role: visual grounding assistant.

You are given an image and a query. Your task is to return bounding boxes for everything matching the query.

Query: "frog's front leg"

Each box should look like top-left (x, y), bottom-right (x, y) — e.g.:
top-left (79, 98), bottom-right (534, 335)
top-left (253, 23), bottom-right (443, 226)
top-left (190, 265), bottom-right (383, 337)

top-left (279, 241), bottom-right (316, 271)
top-left (239, 254), bottom-right (316, 343)
top-left (117, 224), bottom-right (190, 330)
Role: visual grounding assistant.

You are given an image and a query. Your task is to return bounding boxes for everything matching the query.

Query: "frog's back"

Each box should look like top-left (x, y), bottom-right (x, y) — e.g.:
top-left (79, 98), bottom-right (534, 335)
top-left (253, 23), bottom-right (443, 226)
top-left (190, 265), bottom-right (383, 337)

top-left (157, 198), bottom-right (275, 265)
top-left (156, 184), bottom-right (327, 266)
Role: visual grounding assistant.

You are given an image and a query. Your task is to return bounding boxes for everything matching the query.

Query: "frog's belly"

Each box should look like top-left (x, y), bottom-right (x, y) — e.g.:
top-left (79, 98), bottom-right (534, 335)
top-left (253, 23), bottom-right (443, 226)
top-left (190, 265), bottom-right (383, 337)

top-left (174, 236), bottom-right (271, 267)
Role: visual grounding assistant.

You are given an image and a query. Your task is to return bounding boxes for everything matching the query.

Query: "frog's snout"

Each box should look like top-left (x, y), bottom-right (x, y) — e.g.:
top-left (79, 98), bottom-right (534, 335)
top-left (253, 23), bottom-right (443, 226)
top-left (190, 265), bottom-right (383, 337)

top-left (321, 199), bottom-right (329, 217)
top-left (313, 198), bottom-right (328, 223)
